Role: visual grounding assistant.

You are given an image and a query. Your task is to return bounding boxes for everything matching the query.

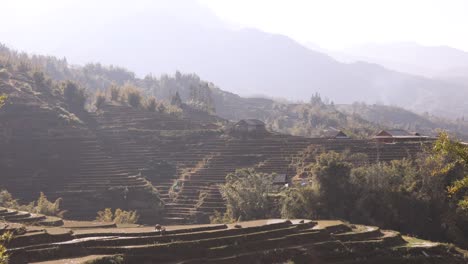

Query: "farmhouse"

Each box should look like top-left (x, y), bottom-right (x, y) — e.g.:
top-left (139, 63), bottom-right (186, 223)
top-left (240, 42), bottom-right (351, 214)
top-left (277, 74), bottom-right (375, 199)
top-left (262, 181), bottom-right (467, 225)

top-left (230, 119), bottom-right (268, 137)
top-left (373, 129), bottom-right (426, 143)
top-left (322, 128), bottom-right (349, 139)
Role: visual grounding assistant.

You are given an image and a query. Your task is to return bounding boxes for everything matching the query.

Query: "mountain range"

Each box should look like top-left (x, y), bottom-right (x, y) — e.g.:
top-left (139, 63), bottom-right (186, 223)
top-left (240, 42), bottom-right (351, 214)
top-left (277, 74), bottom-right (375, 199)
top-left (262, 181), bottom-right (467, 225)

top-left (2, 0), bottom-right (468, 119)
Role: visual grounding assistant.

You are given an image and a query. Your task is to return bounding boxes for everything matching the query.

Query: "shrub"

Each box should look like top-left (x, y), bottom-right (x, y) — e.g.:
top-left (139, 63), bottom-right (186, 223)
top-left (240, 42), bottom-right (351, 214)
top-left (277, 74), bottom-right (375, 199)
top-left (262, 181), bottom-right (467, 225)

top-left (96, 208), bottom-right (114, 222)
top-left (33, 71), bottom-right (45, 86)
top-left (0, 232), bottom-right (12, 264)
top-left (280, 184), bottom-right (322, 219)
top-left (96, 208), bottom-right (140, 224)
top-left (0, 190), bottom-right (19, 209)
top-left (109, 85), bottom-right (120, 101)
top-left (62, 81), bottom-right (87, 110)
top-left (123, 86), bottom-right (142, 108)
top-left (113, 209), bottom-right (139, 224)
top-left (145, 97), bottom-right (157, 112)
top-left (209, 210), bottom-right (236, 224)
top-left (32, 192), bottom-right (65, 217)
top-left (95, 93), bottom-right (106, 109)
top-left (157, 103), bottom-right (166, 113)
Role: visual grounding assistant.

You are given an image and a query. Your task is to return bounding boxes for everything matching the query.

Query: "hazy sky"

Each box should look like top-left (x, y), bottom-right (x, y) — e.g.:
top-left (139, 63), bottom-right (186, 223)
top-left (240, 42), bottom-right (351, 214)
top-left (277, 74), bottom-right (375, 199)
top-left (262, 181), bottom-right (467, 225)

top-left (199, 0), bottom-right (468, 51)
top-left (1, 0), bottom-right (468, 52)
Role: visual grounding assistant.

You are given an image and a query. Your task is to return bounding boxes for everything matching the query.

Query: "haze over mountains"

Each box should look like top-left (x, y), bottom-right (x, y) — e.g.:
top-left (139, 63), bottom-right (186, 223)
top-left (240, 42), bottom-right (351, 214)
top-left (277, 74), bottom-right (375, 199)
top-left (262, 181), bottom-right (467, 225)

top-left (331, 42), bottom-right (468, 80)
top-left (3, 0), bottom-right (468, 118)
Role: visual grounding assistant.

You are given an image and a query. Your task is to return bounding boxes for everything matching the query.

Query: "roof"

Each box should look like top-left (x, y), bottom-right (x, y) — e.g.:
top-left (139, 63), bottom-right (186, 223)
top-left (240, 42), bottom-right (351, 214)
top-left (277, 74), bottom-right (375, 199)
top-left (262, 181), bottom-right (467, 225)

top-left (236, 119), bottom-right (265, 126)
top-left (322, 128), bottom-right (349, 139)
top-left (374, 129), bottom-right (422, 138)
top-left (273, 174), bottom-right (288, 184)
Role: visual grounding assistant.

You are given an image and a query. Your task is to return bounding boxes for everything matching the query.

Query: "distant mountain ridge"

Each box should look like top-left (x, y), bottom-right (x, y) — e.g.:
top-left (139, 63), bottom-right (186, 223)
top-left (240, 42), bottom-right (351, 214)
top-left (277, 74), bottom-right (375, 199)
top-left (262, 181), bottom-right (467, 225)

top-left (2, 1), bottom-right (468, 119)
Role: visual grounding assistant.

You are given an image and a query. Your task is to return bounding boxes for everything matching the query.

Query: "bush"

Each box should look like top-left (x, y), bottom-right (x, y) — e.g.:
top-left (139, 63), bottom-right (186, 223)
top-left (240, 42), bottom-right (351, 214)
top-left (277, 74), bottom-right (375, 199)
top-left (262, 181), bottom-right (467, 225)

top-left (96, 208), bottom-right (114, 222)
top-left (33, 71), bottom-right (45, 86)
top-left (95, 93), bottom-right (106, 109)
top-left (0, 232), bottom-right (12, 264)
top-left (109, 85), bottom-right (120, 101)
top-left (62, 81), bottom-right (87, 110)
top-left (210, 210), bottom-right (236, 224)
top-left (145, 97), bottom-right (157, 112)
top-left (123, 86), bottom-right (142, 108)
top-left (157, 102), bottom-right (166, 113)
top-left (0, 190), bottom-right (19, 209)
top-left (96, 208), bottom-right (139, 224)
top-left (32, 192), bottom-right (65, 217)
top-left (113, 209), bottom-right (139, 224)
top-left (280, 184), bottom-right (322, 219)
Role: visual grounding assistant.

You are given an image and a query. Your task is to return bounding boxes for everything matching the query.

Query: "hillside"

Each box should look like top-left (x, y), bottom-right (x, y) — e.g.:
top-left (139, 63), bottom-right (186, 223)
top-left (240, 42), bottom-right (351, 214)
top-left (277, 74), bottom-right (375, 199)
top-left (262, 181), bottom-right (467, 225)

top-left (3, 2), bottom-right (468, 118)
top-left (337, 103), bottom-right (468, 141)
top-left (5, 41), bottom-right (466, 140)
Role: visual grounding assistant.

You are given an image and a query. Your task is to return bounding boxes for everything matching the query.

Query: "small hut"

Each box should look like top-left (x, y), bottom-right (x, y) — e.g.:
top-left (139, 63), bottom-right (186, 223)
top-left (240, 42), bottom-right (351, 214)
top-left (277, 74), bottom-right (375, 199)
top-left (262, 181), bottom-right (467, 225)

top-left (322, 128), bottom-right (349, 139)
top-left (230, 119), bottom-right (268, 137)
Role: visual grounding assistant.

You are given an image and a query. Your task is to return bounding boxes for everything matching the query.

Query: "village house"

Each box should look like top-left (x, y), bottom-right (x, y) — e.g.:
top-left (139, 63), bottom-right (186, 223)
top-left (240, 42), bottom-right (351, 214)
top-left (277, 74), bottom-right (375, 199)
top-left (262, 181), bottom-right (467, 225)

top-left (373, 129), bottom-right (426, 143)
top-left (229, 119), bottom-right (268, 137)
top-left (322, 128), bottom-right (349, 139)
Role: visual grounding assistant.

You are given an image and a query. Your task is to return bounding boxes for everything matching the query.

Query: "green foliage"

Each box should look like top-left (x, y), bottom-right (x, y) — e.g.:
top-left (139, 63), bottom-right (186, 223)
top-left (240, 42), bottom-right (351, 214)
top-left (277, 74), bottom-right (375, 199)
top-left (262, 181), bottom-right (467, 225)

top-left (95, 93), bottom-right (106, 109)
top-left (62, 81), bottom-right (87, 110)
top-left (431, 132), bottom-right (468, 217)
top-left (109, 85), bottom-right (120, 101)
top-left (310, 151), bottom-right (354, 218)
top-left (220, 169), bottom-right (277, 221)
top-left (96, 208), bottom-right (114, 222)
top-left (33, 192), bottom-right (65, 217)
top-left (171, 91), bottom-right (183, 107)
top-left (0, 232), bottom-right (12, 264)
top-left (96, 208), bottom-right (139, 224)
top-left (145, 97), bottom-right (157, 112)
top-left (123, 86), bottom-right (142, 108)
top-left (284, 134), bottom-right (468, 247)
top-left (280, 184), bottom-right (321, 219)
top-left (0, 190), bottom-right (64, 217)
top-left (33, 71), bottom-right (46, 86)
top-left (0, 190), bottom-right (19, 209)
top-left (209, 210), bottom-right (236, 224)
top-left (0, 95), bottom-right (7, 108)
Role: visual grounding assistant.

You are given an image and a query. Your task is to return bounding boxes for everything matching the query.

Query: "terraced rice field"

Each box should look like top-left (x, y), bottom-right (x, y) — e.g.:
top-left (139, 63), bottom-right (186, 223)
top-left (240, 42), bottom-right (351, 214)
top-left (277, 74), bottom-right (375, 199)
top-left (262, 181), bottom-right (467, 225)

top-left (5, 219), bottom-right (466, 264)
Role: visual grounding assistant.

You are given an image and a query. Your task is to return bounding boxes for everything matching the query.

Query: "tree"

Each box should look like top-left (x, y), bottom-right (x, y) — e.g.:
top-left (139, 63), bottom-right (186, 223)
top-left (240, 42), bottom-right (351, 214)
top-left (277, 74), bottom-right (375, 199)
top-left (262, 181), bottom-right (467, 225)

top-left (432, 132), bottom-right (468, 215)
top-left (311, 151), bottom-right (353, 218)
top-left (220, 169), bottom-right (277, 221)
top-left (62, 81), bottom-right (86, 110)
top-left (171, 91), bottom-right (182, 107)
top-left (95, 93), bottom-right (106, 109)
top-left (281, 183), bottom-right (322, 219)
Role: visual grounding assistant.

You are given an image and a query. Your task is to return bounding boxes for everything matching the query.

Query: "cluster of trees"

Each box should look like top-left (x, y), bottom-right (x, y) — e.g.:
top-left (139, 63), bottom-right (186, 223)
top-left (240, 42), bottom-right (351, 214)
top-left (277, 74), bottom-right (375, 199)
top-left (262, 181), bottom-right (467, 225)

top-left (217, 133), bottom-right (468, 247)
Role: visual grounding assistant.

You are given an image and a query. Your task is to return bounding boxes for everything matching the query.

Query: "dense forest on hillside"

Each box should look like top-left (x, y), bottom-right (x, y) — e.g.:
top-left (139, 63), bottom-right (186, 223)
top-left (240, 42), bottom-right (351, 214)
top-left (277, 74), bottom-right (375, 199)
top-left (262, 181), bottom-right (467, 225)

top-left (1, 43), bottom-right (468, 140)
